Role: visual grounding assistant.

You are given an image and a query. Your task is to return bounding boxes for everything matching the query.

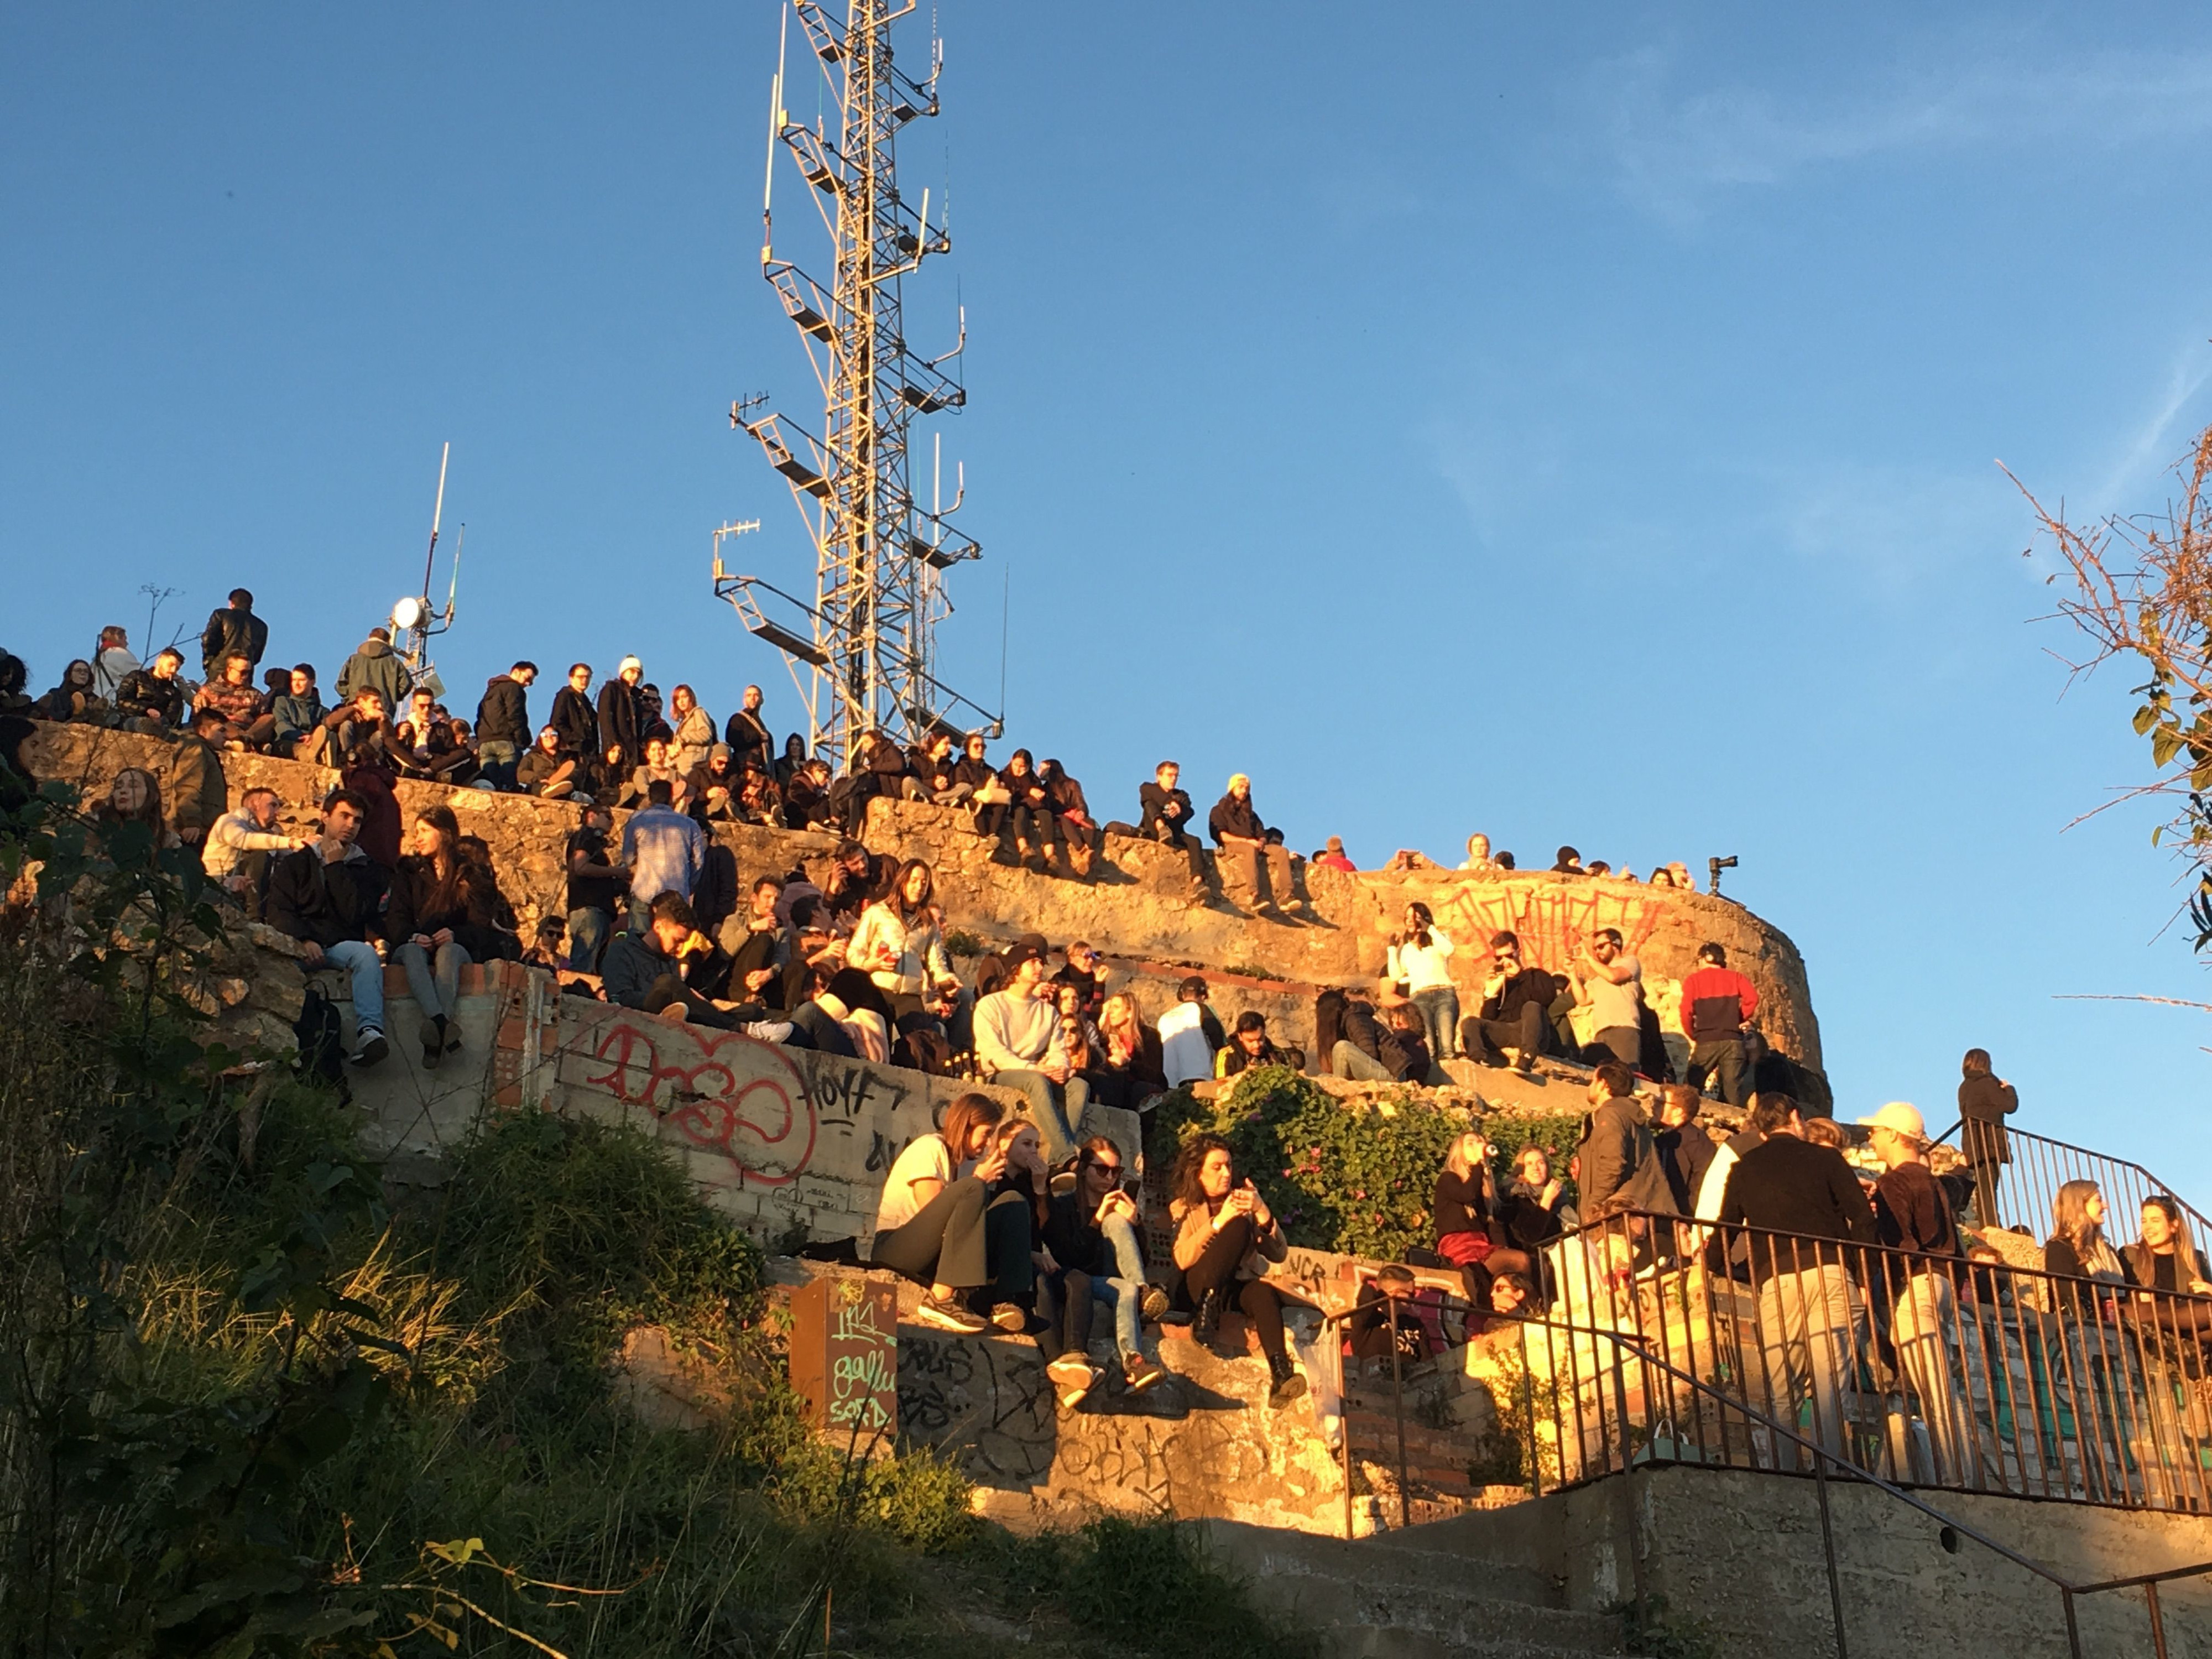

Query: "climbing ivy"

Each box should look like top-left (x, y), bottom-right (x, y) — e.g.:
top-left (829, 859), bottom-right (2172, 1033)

top-left (1145, 1068), bottom-right (1586, 1261)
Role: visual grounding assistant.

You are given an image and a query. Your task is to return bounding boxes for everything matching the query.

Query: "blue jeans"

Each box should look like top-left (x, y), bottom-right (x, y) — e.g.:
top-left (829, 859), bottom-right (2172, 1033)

top-left (1411, 985), bottom-right (1459, 1063)
top-left (993, 1069), bottom-right (1088, 1166)
top-left (324, 938), bottom-right (386, 1035)
top-left (477, 739), bottom-right (519, 790)
top-left (1330, 1039), bottom-right (1394, 1082)
top-left (567, 906), bottom-right (613, 973)
top-left (1089, 1211), bottom-right (1147, 1359)
top-left (395, 938), bottom-right (470, 1021)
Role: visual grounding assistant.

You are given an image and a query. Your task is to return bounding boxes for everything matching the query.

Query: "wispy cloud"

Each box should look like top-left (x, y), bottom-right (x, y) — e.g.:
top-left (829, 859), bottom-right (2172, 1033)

top-left (2091, 341), bottom-right (2212, 508)
top-left (1588, 45), bottom-right (2212, 223)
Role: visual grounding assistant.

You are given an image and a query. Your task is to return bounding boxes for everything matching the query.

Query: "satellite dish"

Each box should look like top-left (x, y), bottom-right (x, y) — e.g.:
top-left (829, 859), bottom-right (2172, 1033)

top-left (392, 595), bottom-right (427, 631)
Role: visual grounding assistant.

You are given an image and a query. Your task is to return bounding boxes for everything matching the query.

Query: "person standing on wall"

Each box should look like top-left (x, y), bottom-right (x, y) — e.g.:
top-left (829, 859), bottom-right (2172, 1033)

top-left (1387, 901), bottom-right (1459, 1066)
top-left (199, 588), bottom-right (268, 683)
top-left (1679, 941), bottom-right (1759, 1107)
top-left (1570, 927), bottom-right (1645, 1071)
top-left (1957, 1048), bottom-right (2018, 1227)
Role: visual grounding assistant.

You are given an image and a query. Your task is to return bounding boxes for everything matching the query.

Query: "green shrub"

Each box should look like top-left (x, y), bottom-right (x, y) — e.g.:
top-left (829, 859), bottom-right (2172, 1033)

top-left (1145, 1068), bottom-right (1586, 1259)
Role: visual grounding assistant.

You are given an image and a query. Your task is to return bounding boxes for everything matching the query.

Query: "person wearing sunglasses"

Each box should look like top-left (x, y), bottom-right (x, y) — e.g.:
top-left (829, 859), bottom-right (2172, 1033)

top-left (1039, 1137), bottom-right (1169, 1405)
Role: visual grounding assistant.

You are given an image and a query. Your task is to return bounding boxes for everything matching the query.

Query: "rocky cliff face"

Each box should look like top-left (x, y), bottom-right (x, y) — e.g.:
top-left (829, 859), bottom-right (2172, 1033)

top-left (22, 722), bottom-right (1822, 1074)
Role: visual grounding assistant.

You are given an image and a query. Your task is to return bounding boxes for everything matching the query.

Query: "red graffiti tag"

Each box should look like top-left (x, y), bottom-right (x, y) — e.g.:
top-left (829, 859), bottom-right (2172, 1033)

top-left (1434, 882), bottom-right (1669, 974)
top-left (585, 1020), bottom-right (818, 1186)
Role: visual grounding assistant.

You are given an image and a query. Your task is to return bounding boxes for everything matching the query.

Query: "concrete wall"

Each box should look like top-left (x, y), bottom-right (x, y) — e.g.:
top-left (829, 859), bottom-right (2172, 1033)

top-left (24, 722), bottom-right (1826, 1073)
top-left (1402, 1464), bottom-right (2212, 1659)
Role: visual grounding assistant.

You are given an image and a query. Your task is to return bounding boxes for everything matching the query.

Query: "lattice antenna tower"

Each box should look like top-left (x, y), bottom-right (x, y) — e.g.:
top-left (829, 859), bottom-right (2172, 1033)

top-left (714, 0), bottom-right (999, 771)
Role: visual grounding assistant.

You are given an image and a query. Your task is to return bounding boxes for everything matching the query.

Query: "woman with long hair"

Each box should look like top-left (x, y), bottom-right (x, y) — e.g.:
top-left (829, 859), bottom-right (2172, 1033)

top-left (1039, 758), bottom-right (1099, 875)
top-left (668, 683), bottom-right (715, 776)
top-left (870, 1091), bottom-right (1017, 1334)
top-left (2046, 1181), bottom-right (2126, 1288)
top-left (1170, 1133), bottom-right (1305, 1404)
top-left (35, 659), bottom-right (101, 723)
top-left (2127, 1197), bottom-right (2212, 1298)
top-left (1433, 1130), bottom-right (1537, 1311)
top-left (92, 766), bottom-right (177, 858)
top-left (1087, 991), bottom-right (1166, 1112)
top-left (2044, 1178), bottom-right (2148, 1499)
top-left (847, 858), bottom-right (955, 1020)
top-left (1387, 900), bottom-right (1457, 1066)
top-left (385, 805), bottom-right (487, 1070)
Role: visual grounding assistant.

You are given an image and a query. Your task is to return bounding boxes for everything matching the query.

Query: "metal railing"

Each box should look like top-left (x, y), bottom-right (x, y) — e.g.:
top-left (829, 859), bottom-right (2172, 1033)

top-left (1518, 1208), bottom-right (2212, 1517)
top-left (1326, 1281), bottom-right (2212, 1658)
top-left (1931, 1120), bottom-right (2212, 1249)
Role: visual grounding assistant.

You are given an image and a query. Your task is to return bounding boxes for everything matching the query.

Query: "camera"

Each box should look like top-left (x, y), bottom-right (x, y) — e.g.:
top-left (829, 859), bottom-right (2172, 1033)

top-left (1709, 854), bottom-right (1739, 896)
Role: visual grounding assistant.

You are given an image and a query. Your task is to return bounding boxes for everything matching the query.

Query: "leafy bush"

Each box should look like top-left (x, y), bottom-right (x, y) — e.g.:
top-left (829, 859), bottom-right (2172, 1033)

top-left (1145, 1067), bottom-right (1587, 1259)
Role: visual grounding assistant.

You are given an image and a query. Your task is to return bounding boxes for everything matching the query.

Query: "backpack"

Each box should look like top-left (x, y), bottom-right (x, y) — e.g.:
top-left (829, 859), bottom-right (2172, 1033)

top-left (294, 980), bottom-right (349, 1100)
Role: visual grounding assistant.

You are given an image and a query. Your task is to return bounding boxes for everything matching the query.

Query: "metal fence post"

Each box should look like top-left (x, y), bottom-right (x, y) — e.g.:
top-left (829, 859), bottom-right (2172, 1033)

top-left (1813, 1453), bottom-right (1848, 1659)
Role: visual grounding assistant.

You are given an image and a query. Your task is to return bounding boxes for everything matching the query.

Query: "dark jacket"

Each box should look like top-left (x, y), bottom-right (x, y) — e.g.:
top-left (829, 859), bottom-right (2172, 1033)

top-left (1432, 1168), bottom-right (1493, 1241)
top-left (1339, 997), bottom-right (1385, 1061)
top-left (1041, 1190), bottom-right (1131, 1280)
top-left (1139, 780), bottom-right (1196, 839)
top-left (267, 843), bottom-right (390, 950)
top-left (1208, 792), bottom-right (1266, 845)
top-left (1713, 1135), bottom-right (1877, 1281)
top-left (861, 735), bottom-right (910, 780)
top-left (476, 675), bottom-right (531, 748)
top-left (1577, 1094), bottom-right (1667, 1217)
top-left (596, 679), bottom-right (641, 762)
top-left (116, 666), bottom-right (185, 727)
top-left (1348, 1283), bottom-right (1433, 1364)
top-left (384, 855), bottom-right (493, 946)
top-left (723, 707), bottom-right (773, 767)
top-left (1480, 967), bottom-right (1561, 1024)
top-left (200, 604), bottom-right (268, 677)
top-left (1656, 1123), bottom-right (1719, 1215)
top-left (168, 734), bottom-right (229, 839)
top-left (550, 686), bottom-right (599, 755)
top-left (335, 637), bottom-right (411, 714)
top-left (271, 690), bottom-right (326, 746)
top-left (1958, 1073), bottom-right (2018, 1166)
top-left (599, 928), bottom-right (669, 1009)
top-left (952, 755), bottom-right (999, 793)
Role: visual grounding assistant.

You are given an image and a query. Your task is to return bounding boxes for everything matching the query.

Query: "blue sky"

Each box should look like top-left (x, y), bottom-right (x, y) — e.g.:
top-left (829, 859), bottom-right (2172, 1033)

top-left (6, 5), bottom-right (2211, 1206)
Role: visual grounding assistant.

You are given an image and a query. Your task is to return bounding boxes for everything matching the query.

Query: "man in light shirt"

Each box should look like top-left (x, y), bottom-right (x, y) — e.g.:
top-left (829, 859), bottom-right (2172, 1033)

top-left (973, 938), bottom-right (1088, 1165)
top-left (200, 787), bottom-right (309, 919)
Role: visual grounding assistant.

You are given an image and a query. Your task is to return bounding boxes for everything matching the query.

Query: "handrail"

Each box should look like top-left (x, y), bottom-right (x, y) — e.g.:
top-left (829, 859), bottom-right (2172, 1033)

top-left (1475, 1302), bottom-right (2212, 1658)
top-left (1929, 1119), bottom-right (2212, 1243)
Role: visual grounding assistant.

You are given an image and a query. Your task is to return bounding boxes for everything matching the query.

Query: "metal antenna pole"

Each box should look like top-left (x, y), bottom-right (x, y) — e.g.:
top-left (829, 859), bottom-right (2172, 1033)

top-left (420, 441), bottom-right (450, 606)
top-left (718, 0), bottom-right (995, 770)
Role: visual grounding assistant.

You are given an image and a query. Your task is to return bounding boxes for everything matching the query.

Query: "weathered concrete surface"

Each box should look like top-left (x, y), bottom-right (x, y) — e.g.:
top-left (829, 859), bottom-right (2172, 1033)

top-left (24, 722), bottom-right (1824, 1073)
top-left (1337, 1463), bottom-right (2212, 1659)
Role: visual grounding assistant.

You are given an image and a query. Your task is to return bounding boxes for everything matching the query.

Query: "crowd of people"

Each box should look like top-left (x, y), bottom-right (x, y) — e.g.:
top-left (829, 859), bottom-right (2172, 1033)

top-left (16, 599), bottom-right (2188, 1467)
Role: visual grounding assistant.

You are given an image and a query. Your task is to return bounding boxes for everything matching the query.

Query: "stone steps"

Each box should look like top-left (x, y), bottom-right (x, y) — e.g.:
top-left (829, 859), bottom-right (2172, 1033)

top-left (1202, 1520), bottom-right (1645, 1658)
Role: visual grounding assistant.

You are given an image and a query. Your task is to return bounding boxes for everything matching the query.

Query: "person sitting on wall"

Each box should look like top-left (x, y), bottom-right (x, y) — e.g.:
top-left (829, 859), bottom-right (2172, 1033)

top-left (116, 646), bottom-right (189, 733)
top-left (1465, 931), bottom-right (1561, 1074)
top-left (910, 731), bottom-right (970, 806)
top-left (1159, 973), bottom-right (1225, 1088)
top-left (719, 876), bottom-right (792, 1010)
top-left (870, 1091), bottom-right (1011, 1334)
top-left (781, 754), bottom-right (833, 830)
top-left (264, 788), bottom-right (391, 1068)
top-left (518, 724), bottom-right (580, 800)
top-left (385, 803), bottom-right (498, 1069)
top-left (1328, 982), bottom-right (1394, 1082)
top-left (170, 708), bottom-right (233, 847)
top-left (620, 733), bottom-right (691, 812)
top-left (1347, 1264), bottom-right (1434, 1370)
top-left (303, 686), bottom-right (393, 771)
top-left (998, 748), bottom-right (1060, 873)
top-left (192, 653), bottom-right (275, 750)
top-left (1680, 941), bottom-right (1760, 1108)
top-left (201, 786), bottom-right (309, 920)
top-left (735, 755), bottom-right (784, 827)
top-left (599, 891), bottom-right (745, 1031)
top-left (35, 659), bottom-right (105, 723)
top-left (269, 665), bottom-right (326, 759)
top-left (848, 857), bottom-right (958, 1024)
top-left (1552, 846), bottom-right (1585, 875)
top-left (1039, 758), bottom-right (1099, 876)
top-left (520, 917), bottom-right (566, 973)
top-left (90, 624), bottom-right (140, 704)
top-left (1040, 1135), bottom-right (1171, 1405)
top-left (1499, 1143), bottom-right (1577, 1249)
top-left (822, 838), bottom-right (898, 930)
top-left (1432, 1129), bottom-right (1538, 1310)
top-left (1207, 771), bottom-right (1302, 915)
top-left (687, 743), bottom-right (742, 822)
top-left (1086, 992), bottom-right (1166, 1112)
top-left (1050, 940), bottom-right (1106, 1021)
top-left (973, 938), bottom-right (1088, 1167)
top-left (1312, 836), bottom-right (1355, 874)
top-left (1215, 1009), bottom-right (1301, 1079)
top-left (954, 732), bottom-right (1011, 840)
top-left (1169, 1134), bottom-right (1306, 1405)
top-left (392, 688), bottom-right (475, 784)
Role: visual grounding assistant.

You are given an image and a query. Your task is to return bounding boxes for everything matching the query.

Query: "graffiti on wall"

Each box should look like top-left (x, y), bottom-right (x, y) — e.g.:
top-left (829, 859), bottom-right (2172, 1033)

top-left (583, 1020), bottom-right (818, 1185)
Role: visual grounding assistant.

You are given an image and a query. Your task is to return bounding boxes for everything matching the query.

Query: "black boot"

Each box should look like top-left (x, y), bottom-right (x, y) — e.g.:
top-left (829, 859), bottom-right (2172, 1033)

top-left (1268, 1350), bottom-right (1307, 1406)
top-left (1193, 1286), bottom-right (1222, 1345)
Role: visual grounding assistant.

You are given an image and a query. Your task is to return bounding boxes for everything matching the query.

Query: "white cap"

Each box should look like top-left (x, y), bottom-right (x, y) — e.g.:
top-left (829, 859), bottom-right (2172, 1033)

top-left (618, 654), bottom-right (643, 674)
top-left (1856, 1101), bottom-right (1926, 1140)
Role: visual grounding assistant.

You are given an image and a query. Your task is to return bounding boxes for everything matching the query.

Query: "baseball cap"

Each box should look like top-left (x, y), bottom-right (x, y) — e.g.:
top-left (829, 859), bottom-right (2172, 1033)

top-left (1003, 938), bottom-right (1045, 972)
top-left (1856, 1102), bottom-right (1927, 1139)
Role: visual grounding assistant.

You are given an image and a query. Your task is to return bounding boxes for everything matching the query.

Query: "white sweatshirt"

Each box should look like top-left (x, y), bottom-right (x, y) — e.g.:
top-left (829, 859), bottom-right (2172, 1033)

top-left (1387, 927), bottom-right (1457, 993)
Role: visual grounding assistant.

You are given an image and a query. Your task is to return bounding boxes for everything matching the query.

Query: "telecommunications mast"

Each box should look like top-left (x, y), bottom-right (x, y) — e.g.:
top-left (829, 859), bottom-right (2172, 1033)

top-left (713, 0), bottom-right (1000, 770)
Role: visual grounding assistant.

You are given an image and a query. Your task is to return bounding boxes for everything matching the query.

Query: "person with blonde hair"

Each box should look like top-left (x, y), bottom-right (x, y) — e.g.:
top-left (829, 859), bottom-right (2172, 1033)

top-left (848, 857), bottom-right (956, 1020)
top-left (1433, 1130), bottom-right (1536, 1307)
top-left (1207, 771), bottom-right (1302, 916)
top-left (1087, 991), bottom-right (1165, 1111)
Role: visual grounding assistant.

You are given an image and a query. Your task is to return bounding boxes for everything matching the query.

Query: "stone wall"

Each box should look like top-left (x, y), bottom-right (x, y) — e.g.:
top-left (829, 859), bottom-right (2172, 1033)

top-left (24, 722), bottom-right (1825, 1074)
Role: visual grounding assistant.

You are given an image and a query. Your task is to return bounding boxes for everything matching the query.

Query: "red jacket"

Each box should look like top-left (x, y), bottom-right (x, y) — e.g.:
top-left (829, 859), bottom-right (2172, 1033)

top-left (1679, 964), bottom-right (1757, 1041)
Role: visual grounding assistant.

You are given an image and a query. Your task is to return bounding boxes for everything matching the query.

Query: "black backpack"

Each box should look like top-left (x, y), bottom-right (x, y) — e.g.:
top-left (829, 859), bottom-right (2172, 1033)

top-left (294, 980), bottom-right (348, 1099)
